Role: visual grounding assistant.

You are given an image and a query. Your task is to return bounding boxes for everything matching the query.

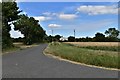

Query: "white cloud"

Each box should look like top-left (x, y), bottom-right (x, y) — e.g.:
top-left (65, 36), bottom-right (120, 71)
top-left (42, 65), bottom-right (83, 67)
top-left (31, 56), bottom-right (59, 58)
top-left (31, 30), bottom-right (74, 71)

top-left (42, 12), bottom-right (58, 16)
top-left (48, 24), bottom-right (61, 28)
top-left (42, 12), bottom-right (78, 20)
top-left (42, 12), bottom-right (51, 16)
top-left (10, 24), bottom-right (24, 38)
top-left (58, 13), bottom-right (78, 20)
top-left (77, 5), bottom-right (118, 15)
top-left (19, 11), bottom-right (27, 15)
top-left (34, 16), bottom-right (51, 21)
top-left (8, 20), bottom-right (17, 25)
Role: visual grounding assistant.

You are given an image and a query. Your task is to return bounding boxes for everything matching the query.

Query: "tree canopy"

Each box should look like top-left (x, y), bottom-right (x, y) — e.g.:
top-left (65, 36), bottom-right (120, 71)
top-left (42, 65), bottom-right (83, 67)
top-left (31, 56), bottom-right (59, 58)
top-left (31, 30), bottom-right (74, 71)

top-left (105, 28), bottom-right (120, 38)
top-left (2, 1), bottom-right (21, 49)
top-left (68, 36), bottom-right (75, 42)
top-left (13, 15), bottom-right (46, 45)
top-left (2, 1), bottom-right (46, 49)
top-left (94, 32), bottom-right (105, 42)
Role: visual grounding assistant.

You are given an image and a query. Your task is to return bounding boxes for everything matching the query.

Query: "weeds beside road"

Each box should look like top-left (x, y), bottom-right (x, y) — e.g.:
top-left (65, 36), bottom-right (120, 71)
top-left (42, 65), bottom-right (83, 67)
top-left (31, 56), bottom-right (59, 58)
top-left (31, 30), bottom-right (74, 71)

top-left (2, 42), bottom-right (39, 55)
top-left (44, 42), bottom-right (119, 69)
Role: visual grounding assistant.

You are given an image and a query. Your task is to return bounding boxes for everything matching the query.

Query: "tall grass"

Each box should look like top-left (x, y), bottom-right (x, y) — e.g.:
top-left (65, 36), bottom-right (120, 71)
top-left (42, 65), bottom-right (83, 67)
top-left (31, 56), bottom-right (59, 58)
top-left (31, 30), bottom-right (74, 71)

top-left (45, 42), bottom-right (119, 69)
top-left (2, 46), bottom-right (21, 54)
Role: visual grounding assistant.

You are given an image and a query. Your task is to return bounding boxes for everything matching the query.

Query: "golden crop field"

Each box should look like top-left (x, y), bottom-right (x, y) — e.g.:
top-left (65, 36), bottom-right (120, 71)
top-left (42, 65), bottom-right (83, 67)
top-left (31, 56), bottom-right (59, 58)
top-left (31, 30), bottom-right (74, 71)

top-left (65, 42), bottom-right (119, 47)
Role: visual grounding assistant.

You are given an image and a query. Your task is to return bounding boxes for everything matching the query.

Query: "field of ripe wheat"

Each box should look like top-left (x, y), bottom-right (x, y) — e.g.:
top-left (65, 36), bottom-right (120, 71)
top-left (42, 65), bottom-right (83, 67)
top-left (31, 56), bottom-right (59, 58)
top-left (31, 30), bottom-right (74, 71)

top-left (65, 42), bottom-right (119, 47)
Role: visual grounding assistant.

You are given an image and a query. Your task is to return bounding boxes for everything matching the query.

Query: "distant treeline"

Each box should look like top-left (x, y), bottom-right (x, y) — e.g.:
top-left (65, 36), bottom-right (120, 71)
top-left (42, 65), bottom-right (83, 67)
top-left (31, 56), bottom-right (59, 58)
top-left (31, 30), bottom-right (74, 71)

top-left (12, 28), bottom-right (120, 43)
top-left (74, 36), bottom-right (120, 42)
top-left (45, 28), bottom-right (120, 42)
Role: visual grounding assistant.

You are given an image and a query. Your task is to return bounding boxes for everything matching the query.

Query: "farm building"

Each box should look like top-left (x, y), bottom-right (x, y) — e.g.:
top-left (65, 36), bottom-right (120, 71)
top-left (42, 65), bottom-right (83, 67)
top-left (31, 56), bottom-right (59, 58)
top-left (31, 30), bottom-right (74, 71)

top-left (60, 37), bottom-right (68, 41)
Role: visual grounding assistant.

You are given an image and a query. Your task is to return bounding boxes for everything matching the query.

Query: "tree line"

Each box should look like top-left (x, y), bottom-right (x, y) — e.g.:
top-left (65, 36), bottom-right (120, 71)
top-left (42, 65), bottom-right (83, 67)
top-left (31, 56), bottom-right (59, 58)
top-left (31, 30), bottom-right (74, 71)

top-left (46, 28), bottom-right (120, 42)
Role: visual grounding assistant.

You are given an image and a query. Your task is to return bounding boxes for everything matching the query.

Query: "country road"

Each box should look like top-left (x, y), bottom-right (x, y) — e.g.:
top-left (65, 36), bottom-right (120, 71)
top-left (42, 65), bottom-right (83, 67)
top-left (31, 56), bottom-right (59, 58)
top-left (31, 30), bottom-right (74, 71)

top-left (2, 44), bottom-right (119, 78)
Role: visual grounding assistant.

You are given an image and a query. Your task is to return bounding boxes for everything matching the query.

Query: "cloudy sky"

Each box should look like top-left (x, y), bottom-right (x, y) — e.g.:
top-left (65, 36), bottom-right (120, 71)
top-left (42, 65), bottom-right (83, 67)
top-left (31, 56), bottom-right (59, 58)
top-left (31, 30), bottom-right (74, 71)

top-left (10, 2), bottom-right (118, 38)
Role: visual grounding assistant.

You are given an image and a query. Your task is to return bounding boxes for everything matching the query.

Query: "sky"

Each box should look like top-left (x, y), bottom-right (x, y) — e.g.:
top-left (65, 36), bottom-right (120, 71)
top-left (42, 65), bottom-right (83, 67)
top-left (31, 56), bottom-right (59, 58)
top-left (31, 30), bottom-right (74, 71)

top-left (10, 2), bottom-right (119, 38)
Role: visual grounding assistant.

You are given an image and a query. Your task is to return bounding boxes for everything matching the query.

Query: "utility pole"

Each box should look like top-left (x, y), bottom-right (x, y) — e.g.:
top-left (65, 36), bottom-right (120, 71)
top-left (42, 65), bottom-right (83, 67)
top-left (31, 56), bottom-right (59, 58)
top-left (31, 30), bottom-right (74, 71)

top-left (74, 29), bottom-right (75, 38)
top-left (52, 29), bottom-right (53, 42)
top-left (52, 29), bottom-right (53, 36)
top-left (74, 29), bottom-right (76, 42)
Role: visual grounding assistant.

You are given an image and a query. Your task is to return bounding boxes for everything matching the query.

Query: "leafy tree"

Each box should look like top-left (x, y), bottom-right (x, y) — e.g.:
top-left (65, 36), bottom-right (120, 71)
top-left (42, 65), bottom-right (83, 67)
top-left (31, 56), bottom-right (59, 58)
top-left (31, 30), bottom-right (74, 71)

top-left (75, 38), bottom-right (79, 42)
top-left (94, 32), bottom-right (105, 42)
top-left (54, 35), bottom-right (61, 41)
top-left (12, 37), bottom-right (24, 42)
top-left (43, 34), bottom-right (49, 42)
top-left (2, 1), bottom-right (21, 49)
top-left (14, 15), bottom-right (45, 45)
top-left (0, 3), bottom-right (2, 47)
top-left (68, 36), bottom-right (75, 42)
top-left (105, 28), bottom-right (120, 38)
top-left (85, 37), bottom-right (92, 42)
top-left (47, 35), bottom-right (53, 42)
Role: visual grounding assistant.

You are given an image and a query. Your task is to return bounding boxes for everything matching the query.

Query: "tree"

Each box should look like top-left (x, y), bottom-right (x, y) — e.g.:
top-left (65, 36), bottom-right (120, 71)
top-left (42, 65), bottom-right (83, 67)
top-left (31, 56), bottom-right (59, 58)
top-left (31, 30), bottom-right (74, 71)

top-left (105, 28), bottom-right (120, 38)
top-left (94, 32), bottom-right (105, 42)
top-left (46, 35), bottom-right (53, 42)
top-left (2, 1), bottom-right (21, 49)
top-left (0, 3), bottom-right (2, 47)
top-left (68, 36), bottom-right (75, 42)
top-left (85, 37), bottom-right (92, 42)
top-left (54, 35), bottom-right (61, 41)
top-left (14, 15), bottom-right (46, 45)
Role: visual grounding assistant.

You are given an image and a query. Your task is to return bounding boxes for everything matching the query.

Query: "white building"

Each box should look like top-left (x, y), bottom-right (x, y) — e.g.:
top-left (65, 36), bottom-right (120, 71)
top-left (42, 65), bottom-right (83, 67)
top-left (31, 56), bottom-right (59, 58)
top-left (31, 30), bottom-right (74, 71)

top-left (60, 37), bottom-right (68, 41)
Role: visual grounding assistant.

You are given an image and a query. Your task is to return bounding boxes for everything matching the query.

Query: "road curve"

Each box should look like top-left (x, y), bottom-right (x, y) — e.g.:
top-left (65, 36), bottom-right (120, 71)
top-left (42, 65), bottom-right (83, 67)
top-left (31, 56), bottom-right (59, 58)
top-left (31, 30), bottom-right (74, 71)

top-left (2, 44), bottom-right (119, 78)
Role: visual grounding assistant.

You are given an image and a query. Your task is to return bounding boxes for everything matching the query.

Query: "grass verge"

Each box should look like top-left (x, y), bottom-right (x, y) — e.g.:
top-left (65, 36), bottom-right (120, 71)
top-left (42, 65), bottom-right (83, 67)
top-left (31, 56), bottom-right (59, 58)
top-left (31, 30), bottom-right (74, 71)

top-left (2, 46), bottom-right (22, 55)
top-left (2, 42), bottom-right (40, 55)
top-left (44, 42), bottom-right (119, 69)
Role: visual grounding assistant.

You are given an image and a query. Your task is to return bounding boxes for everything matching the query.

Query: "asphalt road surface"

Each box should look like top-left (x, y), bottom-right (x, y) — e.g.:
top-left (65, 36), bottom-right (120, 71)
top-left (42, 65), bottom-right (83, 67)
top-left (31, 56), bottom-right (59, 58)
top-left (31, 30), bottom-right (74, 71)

top-left (2, 44), bottom-right (119, 78)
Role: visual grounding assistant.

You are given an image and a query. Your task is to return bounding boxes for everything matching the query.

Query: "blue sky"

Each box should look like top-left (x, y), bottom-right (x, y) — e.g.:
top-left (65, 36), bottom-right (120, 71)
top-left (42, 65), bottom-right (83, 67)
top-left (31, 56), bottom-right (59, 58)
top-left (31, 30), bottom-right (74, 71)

top-left (10, 2), bottom-right (118, 38)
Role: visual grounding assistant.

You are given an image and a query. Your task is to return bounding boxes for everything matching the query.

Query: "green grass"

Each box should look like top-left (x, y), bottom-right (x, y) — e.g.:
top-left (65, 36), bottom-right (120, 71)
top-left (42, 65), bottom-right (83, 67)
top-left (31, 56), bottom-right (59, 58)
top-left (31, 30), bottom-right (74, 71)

top-left (45, 42), bottom-right (119, 69)
top-left (2, 42), bottom-right (40, 55)
top-left (2, 46), bottom-right (22, 55)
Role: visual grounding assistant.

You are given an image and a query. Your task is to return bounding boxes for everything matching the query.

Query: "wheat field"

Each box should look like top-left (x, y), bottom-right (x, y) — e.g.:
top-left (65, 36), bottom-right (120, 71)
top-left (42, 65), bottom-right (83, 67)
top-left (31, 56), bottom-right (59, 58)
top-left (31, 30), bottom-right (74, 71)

top-left (65, 42), bottom-right (119, 47)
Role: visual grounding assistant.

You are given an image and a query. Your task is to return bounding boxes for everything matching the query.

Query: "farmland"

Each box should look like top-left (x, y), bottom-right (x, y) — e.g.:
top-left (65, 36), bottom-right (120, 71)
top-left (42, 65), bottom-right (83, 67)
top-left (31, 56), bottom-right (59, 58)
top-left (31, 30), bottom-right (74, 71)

top-left (44, 42), bottom-right (119, 69)
top-left (65, 42), bottom-right (119, 47)
top-left (65, 42), bottom-right (120, 51)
